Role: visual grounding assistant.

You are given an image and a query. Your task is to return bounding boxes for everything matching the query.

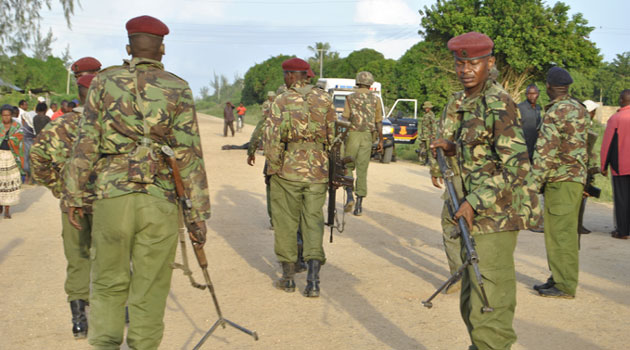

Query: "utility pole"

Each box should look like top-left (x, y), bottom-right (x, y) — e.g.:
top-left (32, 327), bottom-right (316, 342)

top-left (66, 66), bottom-right (71, 94)
top-left (317, 48), bottom-right (327, 78)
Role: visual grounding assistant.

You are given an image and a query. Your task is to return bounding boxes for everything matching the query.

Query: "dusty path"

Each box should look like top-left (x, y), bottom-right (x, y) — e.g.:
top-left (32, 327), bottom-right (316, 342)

top-left (1, 113), bottom-right (628, 350)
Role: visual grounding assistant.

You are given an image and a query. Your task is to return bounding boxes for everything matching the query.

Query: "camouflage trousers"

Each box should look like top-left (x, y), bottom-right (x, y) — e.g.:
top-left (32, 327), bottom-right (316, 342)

top-left (543, 181), bottom-right (582, 296)
top-left (61, 211), bottom-right (92, 302)
top-left (345, 131), bottom-right (373, 197)
top-left (461, 230), bottom-right (518, 350)
top-left (88, 193), bottom-right (178, 350)
top-left (418, 138), bottom-right (430, 165)
top-left (270, 175), bottom-right (326, 263)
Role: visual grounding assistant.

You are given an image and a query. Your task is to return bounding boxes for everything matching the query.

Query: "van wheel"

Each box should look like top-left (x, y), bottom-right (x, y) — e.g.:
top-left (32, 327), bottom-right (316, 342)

top-left (381, 146), bottom-right (393, 164)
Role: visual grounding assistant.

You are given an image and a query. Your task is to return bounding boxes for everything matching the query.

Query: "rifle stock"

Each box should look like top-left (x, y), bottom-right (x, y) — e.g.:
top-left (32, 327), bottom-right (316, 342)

top-left (327, 120), bottom-right (354, 242)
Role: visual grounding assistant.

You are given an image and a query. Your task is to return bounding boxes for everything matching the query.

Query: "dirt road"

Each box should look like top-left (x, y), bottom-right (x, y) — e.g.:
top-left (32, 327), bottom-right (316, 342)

top-left (1, 114), bottom-right (628, 350)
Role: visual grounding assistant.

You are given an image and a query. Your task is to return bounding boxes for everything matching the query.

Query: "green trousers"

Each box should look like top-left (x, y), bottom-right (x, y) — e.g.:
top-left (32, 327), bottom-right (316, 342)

top-left (461, 230), bottom-right (518, 350)
top-left (418, 138), bottom-right (430, 165)
top-left (89, 193), bottom-right (178, 350)
top-left (270, 175), bottom-right (326, 263)
top-left (440, 175), bottom-right (465, 275)
top-left (62, 211), bottom-right (92, 302)
top-left (543, 181), bottom-right (582, 296)
top-left (345, 131), bottom-right (373, 197)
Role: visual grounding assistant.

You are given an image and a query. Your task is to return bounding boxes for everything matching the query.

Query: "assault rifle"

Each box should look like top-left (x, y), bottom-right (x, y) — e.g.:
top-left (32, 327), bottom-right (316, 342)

top-left (161, 146), bottom-right (258, 348)
top-left (422, 148), bottom-right (493, 313)
top-left (327, 119), bottom-right (354, 242)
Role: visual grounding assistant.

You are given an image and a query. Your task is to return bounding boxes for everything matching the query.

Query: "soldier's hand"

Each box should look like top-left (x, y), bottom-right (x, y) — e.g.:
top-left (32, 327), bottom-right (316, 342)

top-left (377, 140), bottom-right (384, 153)
top-left (247, 154), bottom-right (256, 166)
top-left (601, 168), bottom-right (608, 177)
top-left (431, 176), bottom-right (443, 189)
top-left (68, 207), bottom-right (84, 230)
top-left (187, 221), bottom-right (207, 248)
top-left (583, 191), bottom-right (590, 198)
top-left (430, 139), bottom-right (457, 157)
top-left (454, 201), bottom-right (474, 231)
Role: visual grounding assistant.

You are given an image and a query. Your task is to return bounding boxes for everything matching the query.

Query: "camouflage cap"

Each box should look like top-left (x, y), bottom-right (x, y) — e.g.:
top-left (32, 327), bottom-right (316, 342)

top-left (447, 32), bottom-right (493, 60)
top-left (422, 101), bottom-right (433, 108)
top-left (356, 71), bottom-right (374, 86)
top-left (267, 91), bottom-right (276, 97)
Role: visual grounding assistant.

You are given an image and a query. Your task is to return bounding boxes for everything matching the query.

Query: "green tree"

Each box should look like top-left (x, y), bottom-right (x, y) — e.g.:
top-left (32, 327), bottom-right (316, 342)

top-left (360, 58), bottom-right (397, 107)
top-left (307, 42), bottom-right (340, 78)
top-left (594, 52), bottom-right (630, 105)
top-left (326, 49), bottom-right (385, 79)
top-left (33, 26), bottom-right (55, 60)
top-left (242, 54), bottom-right (293, 105)
top-left (395, 41), bottom-right (459, 111)
top-left (0, 54), bottom-right (69, 93)
top-left (419, 0), bottom-right (601, 98)
top-left (1, 0), bottom-right (76, 55)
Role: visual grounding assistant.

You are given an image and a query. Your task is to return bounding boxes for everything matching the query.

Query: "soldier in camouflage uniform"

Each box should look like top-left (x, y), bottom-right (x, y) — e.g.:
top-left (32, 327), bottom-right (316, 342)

top-left (63, 16), bottom-right (211, 349)
top-left (532, 67), bottom-right (587, 299)
top-left (263, 58), bottom-right (335, 297)
top-left (431, 32), bottom-right (541, 350)
top-left (342, 71), bottom-right (383, 216)
top-left (248, 91), bottom-right (276, 225)
top-left (578, 100), bottom-right (600, 234)
top-left (418, 101), bottom-right (436, 165)
top-left (30, 73), bottom-right (97, 339)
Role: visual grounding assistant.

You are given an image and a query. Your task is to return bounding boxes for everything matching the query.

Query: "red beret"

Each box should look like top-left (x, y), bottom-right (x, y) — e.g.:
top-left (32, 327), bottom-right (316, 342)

top-left (447, 32), bottom-right (494, 60)
top-left (282, 58), bottom-right (310, 72)
top-left (126, 15), bottom-right (169, 37)
top-left (77, 74), bottom-right (96, 88)
top-left (71, 57), bottom-right (101, 73)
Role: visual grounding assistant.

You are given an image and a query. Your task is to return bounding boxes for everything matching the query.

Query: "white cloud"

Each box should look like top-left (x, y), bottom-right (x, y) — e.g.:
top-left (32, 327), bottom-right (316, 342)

top-left (354, 0), bottom-right (420, 25)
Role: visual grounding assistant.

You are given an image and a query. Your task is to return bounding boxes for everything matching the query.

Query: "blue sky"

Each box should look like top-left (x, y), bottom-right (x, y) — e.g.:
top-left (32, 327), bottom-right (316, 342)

top-left (38, 0), bottom-right (629, 98)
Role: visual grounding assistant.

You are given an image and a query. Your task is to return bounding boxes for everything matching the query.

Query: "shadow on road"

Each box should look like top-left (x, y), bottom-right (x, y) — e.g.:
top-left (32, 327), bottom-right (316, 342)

top-left (0, 238), bottom-right (24, 266)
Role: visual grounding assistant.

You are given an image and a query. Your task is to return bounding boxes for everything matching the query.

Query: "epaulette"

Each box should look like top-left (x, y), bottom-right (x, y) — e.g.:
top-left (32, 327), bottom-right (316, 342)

top-left (163, 70), bottom-right (188, 85)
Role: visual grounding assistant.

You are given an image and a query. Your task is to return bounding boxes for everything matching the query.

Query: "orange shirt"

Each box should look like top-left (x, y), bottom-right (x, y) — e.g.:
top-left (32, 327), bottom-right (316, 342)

top-left (236, 106), bottom-right (246, 116)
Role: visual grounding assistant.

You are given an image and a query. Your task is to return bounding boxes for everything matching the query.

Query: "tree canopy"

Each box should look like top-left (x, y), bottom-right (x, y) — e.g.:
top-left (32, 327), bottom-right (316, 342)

top-left (241, 54), bottom-right (293, 105)
top-left (420, 0), bottom-right (601, 97)
top-left (1, 0), bottom-right (76, 55)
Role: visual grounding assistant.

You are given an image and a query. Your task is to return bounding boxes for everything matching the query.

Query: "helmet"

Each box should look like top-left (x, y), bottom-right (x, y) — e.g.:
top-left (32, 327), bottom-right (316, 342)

top-left (356, 71), bottom-right (374, 86)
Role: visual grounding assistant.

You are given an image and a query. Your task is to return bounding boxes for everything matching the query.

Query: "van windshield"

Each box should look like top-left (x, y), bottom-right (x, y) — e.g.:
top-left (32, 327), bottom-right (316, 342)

top-left (333, 95), bottom-right (346, 110)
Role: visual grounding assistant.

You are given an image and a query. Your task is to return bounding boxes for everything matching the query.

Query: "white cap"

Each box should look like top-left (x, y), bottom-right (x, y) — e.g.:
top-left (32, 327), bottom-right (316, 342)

top-left (37, 96), bottom-right (46, 103)
top-left (583, 100), bottom-right (598, 113)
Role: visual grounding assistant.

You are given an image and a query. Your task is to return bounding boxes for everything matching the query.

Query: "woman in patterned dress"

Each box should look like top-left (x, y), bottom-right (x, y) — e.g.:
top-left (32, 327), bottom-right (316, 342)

top-left (0, 104), bottom-right (24, 219)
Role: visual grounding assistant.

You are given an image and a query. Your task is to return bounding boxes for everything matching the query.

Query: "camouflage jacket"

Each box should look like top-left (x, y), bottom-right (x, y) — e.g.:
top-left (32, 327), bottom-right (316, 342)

top-left (532, 95), bottom-right (587, 185)
top-left (586, 119), bottom-right (599, 171)
top-left (247, 99), bottom-right (272, 156)
top-left (420, 111), bottom-right (436, 140)
top-left (342, 87), bottom-right (383, 132)
top-left (30, 108), bottom-right (96, 213)
top-left (62, 57), bottom-right (211, 222)
top-left (436, 80), bottom-right (541, 234)
top-left (263, 80), bottom-right (335, 183)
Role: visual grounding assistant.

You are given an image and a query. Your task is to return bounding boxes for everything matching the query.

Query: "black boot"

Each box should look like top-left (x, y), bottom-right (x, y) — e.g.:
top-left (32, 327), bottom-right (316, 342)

top-left (304, 259), bottom-right (321, 298)
top-left (275, 262), bottom-right (296, 292)
top-left (70, 299), bottom-right (88, 339)
top-left (353, 196), bottom-right (363, 216)
top-left (344, 187), bottom-right (355, 213)
top-left (533, 276), bottom-right (555, 291)
top-left (296, 230), bottom-right (307, 273)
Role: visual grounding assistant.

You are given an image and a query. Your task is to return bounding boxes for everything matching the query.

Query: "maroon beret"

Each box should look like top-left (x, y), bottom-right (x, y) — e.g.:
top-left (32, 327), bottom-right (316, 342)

top-left (71, 57), bottom-right (101, 73)
top-left (447, 32), bottom-right (494, 60)
top-left (77, 74), bottom-right (96, 88)
top-left (126, 15), bottom-right (169, 37)
top-left (307, 68), bottom-right (315, 78)
top-left (282, 58), bottom-right (310, 72)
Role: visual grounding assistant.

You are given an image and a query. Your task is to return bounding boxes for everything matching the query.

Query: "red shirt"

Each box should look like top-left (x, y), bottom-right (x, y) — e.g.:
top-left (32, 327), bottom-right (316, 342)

top-left (51, 109), bottom-right (64, 121)
top-left (236, 106), bottom-right (246, 116)
top-left (601, 105), bottom-right (630, 176)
